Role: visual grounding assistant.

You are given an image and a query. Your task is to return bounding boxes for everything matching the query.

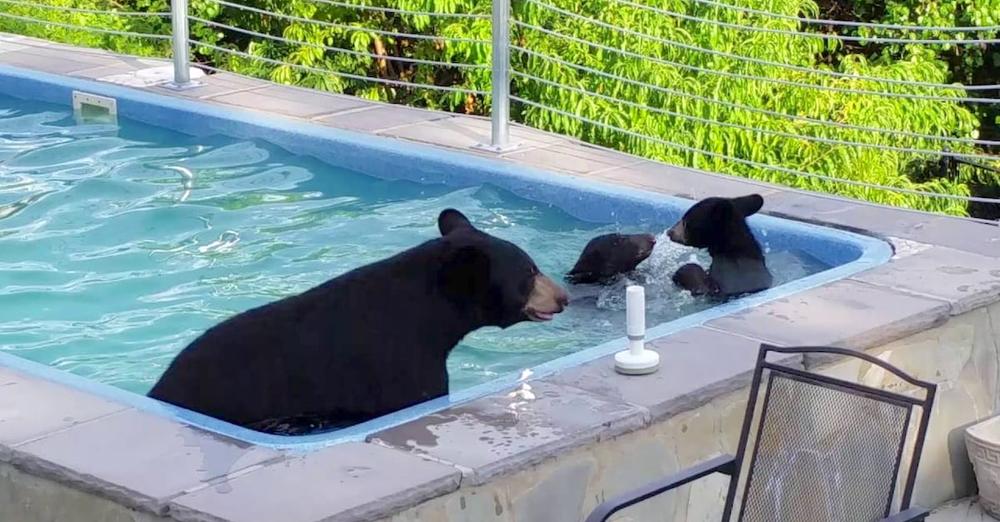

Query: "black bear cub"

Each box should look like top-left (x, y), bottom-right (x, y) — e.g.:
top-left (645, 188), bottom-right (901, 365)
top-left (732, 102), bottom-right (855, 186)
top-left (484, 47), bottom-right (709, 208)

top-left (566, 233), bottom-right (657, 285)
top-left (148, 209), bottom-right (568, 435)
top-left (667, 194), bottom-right (773, 297)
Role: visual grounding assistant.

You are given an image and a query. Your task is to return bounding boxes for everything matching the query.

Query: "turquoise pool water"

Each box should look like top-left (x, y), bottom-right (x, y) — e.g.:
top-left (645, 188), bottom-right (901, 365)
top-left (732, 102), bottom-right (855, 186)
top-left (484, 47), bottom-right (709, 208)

top-left (0, 94), bottom-right (831, 395)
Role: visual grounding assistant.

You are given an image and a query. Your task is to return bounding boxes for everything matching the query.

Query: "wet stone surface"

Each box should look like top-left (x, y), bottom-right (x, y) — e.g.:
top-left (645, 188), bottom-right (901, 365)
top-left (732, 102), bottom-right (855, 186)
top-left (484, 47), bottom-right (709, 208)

top-left (169, 442), bottom-right (460, 522)
top-left (851, 245), bottom-right (1000, 316)
top-left (546, 326), bottom-right (798, 422)
top-left (706, 279), bottom-right (951, 351)
top-left (369, 381), bottom-right (648, 485)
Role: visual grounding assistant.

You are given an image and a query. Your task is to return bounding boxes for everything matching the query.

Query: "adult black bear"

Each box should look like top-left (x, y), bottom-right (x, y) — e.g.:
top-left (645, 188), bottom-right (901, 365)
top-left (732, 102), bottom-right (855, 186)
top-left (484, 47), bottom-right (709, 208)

top-left (565, 233), bottom-right (657, 285)
top-left (667, 194), bottom-right (773, 297)
top-left (148, 209), bottom-right (568, 434)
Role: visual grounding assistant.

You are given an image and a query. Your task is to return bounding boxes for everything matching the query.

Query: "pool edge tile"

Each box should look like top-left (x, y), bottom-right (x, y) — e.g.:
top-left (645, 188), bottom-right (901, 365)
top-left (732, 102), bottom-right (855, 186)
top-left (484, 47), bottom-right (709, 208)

top-left (849, 245), bottom-right (1000, 316)
top-left (210, 84), bottom-right (372, 120)
top-left (705, 279), bottom-right (952, 353)
top-left (763, 191), bottom-right (1000, 258)
top-left (368, 381), bottom-right (650, 487)
top-left (0, 367), bottom-right (130, 449)
top-left (8, 409), bottom-right (283, 515)
top-left (167, 442), bottom-right (461, 522)
top-left (544, 327), bottom-right (802, 423)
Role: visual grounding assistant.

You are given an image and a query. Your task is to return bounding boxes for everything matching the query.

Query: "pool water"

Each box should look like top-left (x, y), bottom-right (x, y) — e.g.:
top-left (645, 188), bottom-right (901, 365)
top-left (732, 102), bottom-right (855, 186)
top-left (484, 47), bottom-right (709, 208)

top-left (0, 95), bottom-right (831, 395)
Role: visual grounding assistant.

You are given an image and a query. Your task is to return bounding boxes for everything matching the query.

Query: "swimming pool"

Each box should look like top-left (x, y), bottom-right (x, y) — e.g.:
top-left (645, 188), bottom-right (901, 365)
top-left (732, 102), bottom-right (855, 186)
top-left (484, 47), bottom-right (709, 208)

top-left (0, 65), bottom-right (891, 448)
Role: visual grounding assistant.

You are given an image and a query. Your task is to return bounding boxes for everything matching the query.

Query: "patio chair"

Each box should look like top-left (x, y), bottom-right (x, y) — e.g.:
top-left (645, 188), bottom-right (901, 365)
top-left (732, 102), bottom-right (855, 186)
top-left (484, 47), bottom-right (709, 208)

top-left (585, 344), bottom-right (937, 522)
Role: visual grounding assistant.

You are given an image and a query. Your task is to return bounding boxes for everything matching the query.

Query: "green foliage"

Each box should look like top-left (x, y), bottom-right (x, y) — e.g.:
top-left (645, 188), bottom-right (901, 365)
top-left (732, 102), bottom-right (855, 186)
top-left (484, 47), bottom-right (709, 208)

top-left (511, 0), bottom-right (983, 215)
top-left (186, 0), bottom-right (490, 111)
top-left (0, 0), bottom-right (996, 216)
top-left (845, 0), bottom-right (1000, 217)
top-left (0, 0), bottom-right (171, 56)
top-left (851, 0), bottom-right (1000, 82)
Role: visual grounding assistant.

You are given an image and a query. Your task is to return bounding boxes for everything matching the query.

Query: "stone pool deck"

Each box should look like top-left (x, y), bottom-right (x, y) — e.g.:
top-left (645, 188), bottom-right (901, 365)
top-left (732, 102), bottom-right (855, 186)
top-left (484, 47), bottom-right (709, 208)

top-left (929, 498), bottom-right (993, 522)
top-left (0, 33), bottom-right (999, 522)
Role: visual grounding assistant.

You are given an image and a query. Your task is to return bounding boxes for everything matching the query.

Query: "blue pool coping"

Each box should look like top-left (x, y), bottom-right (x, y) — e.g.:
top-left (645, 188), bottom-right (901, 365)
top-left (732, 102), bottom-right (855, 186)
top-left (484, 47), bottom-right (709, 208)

top-left (0, 64), bottom-right (893, 451)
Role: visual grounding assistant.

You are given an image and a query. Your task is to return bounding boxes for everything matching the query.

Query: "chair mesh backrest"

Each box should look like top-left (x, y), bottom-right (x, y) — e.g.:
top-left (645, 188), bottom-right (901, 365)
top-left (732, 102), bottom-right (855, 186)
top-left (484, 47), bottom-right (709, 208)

top-left (738, 372), bottom-right (912, 522)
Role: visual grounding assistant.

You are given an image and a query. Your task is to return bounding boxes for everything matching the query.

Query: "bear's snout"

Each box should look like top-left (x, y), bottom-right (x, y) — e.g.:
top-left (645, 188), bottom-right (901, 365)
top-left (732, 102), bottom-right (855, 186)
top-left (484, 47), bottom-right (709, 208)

top-left (635, 233), bottom-right (657, 257)
top-left (524, 274), bottom-right (569, 322)
top-left (667, 222), bottom-right (686, 244)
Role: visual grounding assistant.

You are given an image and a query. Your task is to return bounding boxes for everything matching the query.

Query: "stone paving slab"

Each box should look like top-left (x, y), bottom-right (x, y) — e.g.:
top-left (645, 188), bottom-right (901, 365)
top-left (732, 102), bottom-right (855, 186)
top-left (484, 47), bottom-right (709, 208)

top-left (69, 60), bottom-right (169, 81)
top-left (169, 442), bottom-right (460, 522)
top-left (705, 279), bottom-right (951, 354)
top-left (545, 326), bottom-right (798, 422)
top-left (448, 116), bottom-right (569, 145)
top-left (594, 159), bottom-right (785, 201)
top-left (764, 190), bottom-right (1000, 256)
top-left (501, 143), bottom-right (645, 175)
top-left (8, 409), bottom-right (281, 515)
top-left (152, 72), bottom-right (267, 100)
top-left (0, 367), bottom-right (128, 449)
top-left (0, 46), bottom-right (113, 75)
top-left (211, 85), bottom-right (371, 120)
top-left (316, 104), bottom-right (450, 133)
top-left (900, 217), bottom-right (1000, 258)
top-left (852, 246), bottom-right (1000, 316)
top-left (0, 35), bottom-right (29, 54)
top-left (381, 116), bottom-right (570, 151)
top-left (369, 380), bottom-right (649, 486)
top-left (929, 497), bottom-right (993, 521)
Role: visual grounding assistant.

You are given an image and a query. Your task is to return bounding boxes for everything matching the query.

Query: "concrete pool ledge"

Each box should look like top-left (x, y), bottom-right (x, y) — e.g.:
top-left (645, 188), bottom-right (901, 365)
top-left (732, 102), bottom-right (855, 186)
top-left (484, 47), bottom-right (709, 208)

top-left (0, 35), bottom-right (999, 522)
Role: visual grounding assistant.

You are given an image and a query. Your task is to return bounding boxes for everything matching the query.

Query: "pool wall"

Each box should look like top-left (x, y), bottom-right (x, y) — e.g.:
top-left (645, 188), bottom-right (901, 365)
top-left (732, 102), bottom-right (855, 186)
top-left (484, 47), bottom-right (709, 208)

top-left (373, 300), bottom-right (1000, 521)
top-left (0, 39), bottom-right (999, 522)
top-left (0, 63), bottom-right (892, 448)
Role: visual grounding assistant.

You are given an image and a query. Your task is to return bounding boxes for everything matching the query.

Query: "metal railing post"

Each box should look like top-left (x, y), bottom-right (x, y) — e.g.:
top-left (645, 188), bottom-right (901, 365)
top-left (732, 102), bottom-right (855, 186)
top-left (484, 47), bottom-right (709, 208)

top-left (166, 0), bottom-right (198, 89)
top-left (490, 0), bottom-right (510, 149)
top-left (476, 0), bottom-right (518, 152)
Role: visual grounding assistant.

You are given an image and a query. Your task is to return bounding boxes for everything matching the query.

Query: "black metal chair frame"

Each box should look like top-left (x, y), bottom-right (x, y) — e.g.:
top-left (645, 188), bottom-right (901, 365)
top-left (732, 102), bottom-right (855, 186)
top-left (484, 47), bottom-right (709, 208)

top-left (585, 344), bottom-right (937, 522)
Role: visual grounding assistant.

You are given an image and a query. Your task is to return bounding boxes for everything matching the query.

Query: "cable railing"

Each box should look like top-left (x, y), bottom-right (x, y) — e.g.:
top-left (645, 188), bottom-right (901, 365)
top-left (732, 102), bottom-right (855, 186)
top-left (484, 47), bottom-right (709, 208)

top-left (597, 0), bottom-right (1000, 45)
top-left (189, 17), bottom-right (489, 70)
top-left (513, 19), bottom-right (1000, 104)
top-left (512, 94), bottom-right (1000, 205)
top-left (0, 0), bottom-right (170, 17)
top-left (683, 0), bottom-right (1000, 32)
top-left (297, 0), bottom-right (490, 19)
top-left (205, 0), bottom-right (489, 44)
top-left (511, 68), bottom-right (1000, 162)
top-left (0, 9), bottom-right (170, 41)
top-left (512, 45), bottom-right (1000, 150)
top-left (191, 40), bottom-right (489, 94)
top-left (0, 0), bottom-right (997, 221)
top-left (522, 0), bottom-right (1000, 93)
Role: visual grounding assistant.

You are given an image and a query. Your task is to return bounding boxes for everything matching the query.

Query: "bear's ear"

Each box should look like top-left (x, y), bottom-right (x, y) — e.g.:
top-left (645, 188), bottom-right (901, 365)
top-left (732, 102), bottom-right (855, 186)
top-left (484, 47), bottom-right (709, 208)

top-left (439, 244), bottom-right (491, 301)
top-left (438, 209), bottom-right (475, 236)
top-left (731, 194), bottom-right (764, 217)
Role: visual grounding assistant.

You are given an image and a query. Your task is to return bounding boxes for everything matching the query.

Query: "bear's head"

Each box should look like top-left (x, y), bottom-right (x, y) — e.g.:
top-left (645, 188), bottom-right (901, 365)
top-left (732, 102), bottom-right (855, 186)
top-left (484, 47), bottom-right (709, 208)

top-left (437, 209), bottom-right (568, 328)
top-left (666, 194), bottom-right (764, 252)
top-left (671, 264), bottom-right (721, 296)
top-left (565, 233), bottom-right (657, 285)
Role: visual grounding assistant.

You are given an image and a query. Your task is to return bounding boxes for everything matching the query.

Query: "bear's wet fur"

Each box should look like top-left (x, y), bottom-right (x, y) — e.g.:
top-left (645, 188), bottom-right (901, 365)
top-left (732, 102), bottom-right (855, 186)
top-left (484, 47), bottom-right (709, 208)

top-left (148, 209), bottom-right (568, 435)
top-left (667, 194), bottom-right (773, 298)
top-left (565, 233), bottom-right (657, 285)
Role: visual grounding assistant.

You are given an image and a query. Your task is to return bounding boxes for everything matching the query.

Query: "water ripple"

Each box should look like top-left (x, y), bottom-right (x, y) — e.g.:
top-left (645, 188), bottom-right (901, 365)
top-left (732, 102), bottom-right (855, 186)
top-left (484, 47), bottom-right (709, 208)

top-left (0, 95), bottom-right (830, 395)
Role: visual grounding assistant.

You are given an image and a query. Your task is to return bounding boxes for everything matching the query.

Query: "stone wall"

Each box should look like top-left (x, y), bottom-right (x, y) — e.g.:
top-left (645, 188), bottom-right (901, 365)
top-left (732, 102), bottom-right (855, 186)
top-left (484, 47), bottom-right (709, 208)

top-left (1, 285), bottom-right (993, 522)
top-left (0, 463), bottom-right (168, 522)
top-left (379, 302), bottom-right (1000, 522)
